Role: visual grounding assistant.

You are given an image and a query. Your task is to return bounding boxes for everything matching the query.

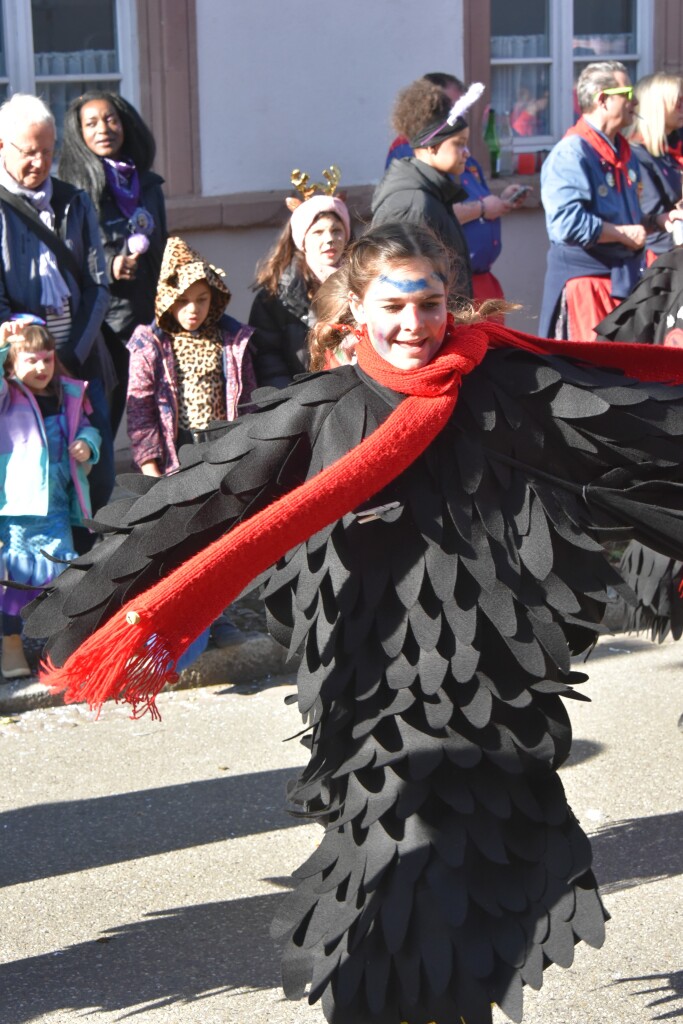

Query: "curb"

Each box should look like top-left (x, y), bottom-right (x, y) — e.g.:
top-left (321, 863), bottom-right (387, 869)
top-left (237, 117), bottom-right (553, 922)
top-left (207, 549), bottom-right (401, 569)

top-left (0, 631), bottom-right (296, 715)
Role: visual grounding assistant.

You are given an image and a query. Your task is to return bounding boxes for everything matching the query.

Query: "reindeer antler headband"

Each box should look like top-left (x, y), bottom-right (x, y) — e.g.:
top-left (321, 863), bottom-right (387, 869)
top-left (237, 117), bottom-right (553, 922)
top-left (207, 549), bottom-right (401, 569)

top-left (286, 165), bottom-right (351, 251)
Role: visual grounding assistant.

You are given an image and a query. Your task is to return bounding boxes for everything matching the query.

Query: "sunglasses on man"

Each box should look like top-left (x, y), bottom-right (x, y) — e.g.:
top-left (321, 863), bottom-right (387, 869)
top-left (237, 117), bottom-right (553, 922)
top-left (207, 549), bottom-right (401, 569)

top-left (595, 86), bottom-right (634, 101)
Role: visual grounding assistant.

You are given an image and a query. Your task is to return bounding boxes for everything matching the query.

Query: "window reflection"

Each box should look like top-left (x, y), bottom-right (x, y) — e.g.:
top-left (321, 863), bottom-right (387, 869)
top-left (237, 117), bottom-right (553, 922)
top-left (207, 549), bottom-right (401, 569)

top-left (491, 0), bottom-right (551, 138)
top-left (573, 0), bottom-right (636, 58)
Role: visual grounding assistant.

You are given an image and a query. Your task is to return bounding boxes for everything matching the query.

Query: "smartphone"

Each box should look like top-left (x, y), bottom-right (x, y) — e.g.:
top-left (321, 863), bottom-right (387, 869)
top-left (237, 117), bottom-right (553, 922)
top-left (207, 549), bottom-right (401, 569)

top-left (507, 185), bottom-right (532, 203)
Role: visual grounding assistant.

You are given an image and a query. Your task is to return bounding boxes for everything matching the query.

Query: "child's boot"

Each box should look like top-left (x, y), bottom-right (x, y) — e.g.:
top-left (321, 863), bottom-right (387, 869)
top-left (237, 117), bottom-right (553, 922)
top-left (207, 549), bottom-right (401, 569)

top-left (1, 634), bottom-right (31, 679)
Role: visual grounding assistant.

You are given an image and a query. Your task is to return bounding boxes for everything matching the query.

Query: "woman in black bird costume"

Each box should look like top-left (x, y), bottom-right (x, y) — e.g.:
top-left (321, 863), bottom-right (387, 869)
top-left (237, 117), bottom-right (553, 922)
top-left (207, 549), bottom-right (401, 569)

top-left (24, 223), bottom-right (683, 1024)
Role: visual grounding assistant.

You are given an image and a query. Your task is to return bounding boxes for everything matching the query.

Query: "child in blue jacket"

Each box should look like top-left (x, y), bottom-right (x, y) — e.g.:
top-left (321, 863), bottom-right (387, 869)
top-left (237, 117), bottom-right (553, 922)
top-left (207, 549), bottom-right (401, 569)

top-left (0, 319), bottom-right (100, 678)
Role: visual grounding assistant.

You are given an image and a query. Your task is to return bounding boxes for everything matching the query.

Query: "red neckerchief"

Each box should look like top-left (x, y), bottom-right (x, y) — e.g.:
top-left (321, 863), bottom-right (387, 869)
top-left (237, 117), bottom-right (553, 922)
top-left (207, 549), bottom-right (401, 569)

top-left (565, 116), bottom-right (633, 192)
top-left (40, 316), bottom-right (683, 716)
top-left (667, 138), bottom-right (683, 170)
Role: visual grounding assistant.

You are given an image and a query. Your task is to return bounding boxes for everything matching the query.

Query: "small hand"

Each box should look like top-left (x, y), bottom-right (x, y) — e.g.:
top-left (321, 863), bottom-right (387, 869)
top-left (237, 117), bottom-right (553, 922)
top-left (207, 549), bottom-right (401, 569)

top-left (481, 194), bottom-right (512, 220)
top-left (69, 439), bottom-right (92, 463)
top-left (0, 320), bottom-right (27, 345)
top-left (618, 224), bottom-right (647, 250)
top-left (113, 253), bottom-right (140, 281)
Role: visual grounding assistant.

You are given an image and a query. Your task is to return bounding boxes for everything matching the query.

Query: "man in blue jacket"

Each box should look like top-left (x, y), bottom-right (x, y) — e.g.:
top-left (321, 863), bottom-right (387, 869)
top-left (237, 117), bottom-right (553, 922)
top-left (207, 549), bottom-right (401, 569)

top-left (539, 61), bottom-right (683, 340)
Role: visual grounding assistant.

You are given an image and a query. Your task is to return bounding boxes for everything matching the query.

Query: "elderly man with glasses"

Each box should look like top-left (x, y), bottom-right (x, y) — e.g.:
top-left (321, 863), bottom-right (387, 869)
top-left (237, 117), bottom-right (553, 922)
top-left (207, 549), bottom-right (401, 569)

top-left (539, 61), bottom-right (683, 340)
top-left (0, 93), bottom-right (114, 517)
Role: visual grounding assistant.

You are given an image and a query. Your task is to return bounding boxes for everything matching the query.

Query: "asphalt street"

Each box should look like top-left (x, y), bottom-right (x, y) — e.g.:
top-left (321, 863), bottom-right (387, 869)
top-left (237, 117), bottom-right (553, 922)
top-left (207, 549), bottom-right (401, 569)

top-left (0, 633), bottom-right (681, 1024)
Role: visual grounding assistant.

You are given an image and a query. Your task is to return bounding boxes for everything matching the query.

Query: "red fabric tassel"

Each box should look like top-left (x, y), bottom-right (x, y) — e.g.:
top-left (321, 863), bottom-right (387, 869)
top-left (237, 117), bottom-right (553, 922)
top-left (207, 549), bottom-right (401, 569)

top-left (40, 317), bottom-right (683, 715)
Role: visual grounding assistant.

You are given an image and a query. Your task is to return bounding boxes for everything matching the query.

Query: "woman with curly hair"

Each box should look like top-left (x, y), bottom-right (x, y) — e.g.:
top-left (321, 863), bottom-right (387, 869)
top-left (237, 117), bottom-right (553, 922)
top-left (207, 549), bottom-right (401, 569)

top-left (249, 191), bottom-right (351, 387)
top-left (59, 91), bottom-right (167, 433)
top-left (372, 78), bottom-right (477, 302)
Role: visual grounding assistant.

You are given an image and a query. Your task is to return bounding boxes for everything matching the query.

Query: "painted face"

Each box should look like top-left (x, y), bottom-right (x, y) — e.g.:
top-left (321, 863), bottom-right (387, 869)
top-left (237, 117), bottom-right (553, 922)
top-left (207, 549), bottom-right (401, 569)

top-left (79, 99), bottom-right (124, 159)
top-left (303, 214), bottom-right (347, 279)
top-left (170, 280), bottom-right (212, 331)
top-left (0, 121), bottom-right (55, 190)
top-left (13, 348), bottom-right (55, 392)
top-left (432, 128), bottom-right (470, 176)
top-left (350, 257), bottom-right (448, 370)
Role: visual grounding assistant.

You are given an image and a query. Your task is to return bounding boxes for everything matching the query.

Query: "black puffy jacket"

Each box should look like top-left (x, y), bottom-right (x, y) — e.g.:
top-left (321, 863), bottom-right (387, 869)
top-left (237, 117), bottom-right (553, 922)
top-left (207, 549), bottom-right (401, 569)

top-left (371, 157), bottom-right (473, 301)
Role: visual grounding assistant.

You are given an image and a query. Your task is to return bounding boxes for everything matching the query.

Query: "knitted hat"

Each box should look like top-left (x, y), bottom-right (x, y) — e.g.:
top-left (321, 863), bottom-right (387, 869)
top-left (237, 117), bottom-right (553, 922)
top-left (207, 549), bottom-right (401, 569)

top-left (290, 195), bottom-right (351, 252)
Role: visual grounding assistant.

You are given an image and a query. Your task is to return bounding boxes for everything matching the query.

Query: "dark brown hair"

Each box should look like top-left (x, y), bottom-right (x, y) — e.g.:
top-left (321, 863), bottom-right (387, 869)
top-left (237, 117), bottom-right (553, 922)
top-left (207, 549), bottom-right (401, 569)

top-left (391, 79), bottom-right (451, 141)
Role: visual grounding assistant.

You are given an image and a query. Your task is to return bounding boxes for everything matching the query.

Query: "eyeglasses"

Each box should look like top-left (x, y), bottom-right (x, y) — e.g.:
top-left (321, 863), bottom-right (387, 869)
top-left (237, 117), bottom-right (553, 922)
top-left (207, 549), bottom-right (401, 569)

top-left (9, 140), bottom-right (54, 162)
top-left (596, 86), bottom-right (634, 101)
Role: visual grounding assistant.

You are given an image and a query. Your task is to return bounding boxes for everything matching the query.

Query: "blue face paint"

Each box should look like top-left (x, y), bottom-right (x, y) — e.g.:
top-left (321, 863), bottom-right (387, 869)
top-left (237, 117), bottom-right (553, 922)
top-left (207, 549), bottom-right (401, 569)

top-left (378, 274), bottom-right (429, 293)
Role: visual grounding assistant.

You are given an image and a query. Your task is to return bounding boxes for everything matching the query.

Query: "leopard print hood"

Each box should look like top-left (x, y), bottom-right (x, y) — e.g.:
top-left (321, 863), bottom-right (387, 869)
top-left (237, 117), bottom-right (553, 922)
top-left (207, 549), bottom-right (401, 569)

top-left (155, 236), bottom-right (231, 333)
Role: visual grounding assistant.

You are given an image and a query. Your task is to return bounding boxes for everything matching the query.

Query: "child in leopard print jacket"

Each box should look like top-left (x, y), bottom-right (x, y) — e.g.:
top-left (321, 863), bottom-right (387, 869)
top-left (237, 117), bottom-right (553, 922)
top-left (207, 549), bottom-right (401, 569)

top-left (126, 236), bottom-right (256, 477)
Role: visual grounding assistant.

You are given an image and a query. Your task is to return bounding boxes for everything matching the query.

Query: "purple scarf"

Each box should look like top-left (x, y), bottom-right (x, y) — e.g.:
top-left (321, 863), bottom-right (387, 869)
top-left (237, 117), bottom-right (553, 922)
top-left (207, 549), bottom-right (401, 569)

top-left (103, 157), bottom-right (140, 220)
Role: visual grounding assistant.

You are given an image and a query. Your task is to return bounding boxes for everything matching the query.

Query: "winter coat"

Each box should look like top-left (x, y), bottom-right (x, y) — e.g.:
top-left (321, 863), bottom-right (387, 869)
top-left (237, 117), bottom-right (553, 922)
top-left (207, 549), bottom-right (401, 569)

top-left (631, 143), bottom-right (681, 257)
top-left (96, 170), bottom-right (167, 343)
top-left (0, 177), bottom-right (113, 389)
top-left (371, 157), bottom-right (473, 299)
top-left (0, 344), bottom-right (101, 525)
top-left (249, 264), bottom-right (312, 388)
top-left (126, 315), bottom-right (256, 475)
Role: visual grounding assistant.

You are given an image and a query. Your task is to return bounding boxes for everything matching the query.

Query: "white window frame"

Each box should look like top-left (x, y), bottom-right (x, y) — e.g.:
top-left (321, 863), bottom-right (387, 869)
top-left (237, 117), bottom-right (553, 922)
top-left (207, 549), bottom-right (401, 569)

top-left (1, 0), bottom-right (139, 107)
top-left (491, 0), bottom-right (654, 152)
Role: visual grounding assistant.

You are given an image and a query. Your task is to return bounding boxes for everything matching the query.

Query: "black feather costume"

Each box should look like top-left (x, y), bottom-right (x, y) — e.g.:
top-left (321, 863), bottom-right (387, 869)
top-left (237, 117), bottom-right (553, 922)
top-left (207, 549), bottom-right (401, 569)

top-left (24, 338), bottom-right (683, 1024)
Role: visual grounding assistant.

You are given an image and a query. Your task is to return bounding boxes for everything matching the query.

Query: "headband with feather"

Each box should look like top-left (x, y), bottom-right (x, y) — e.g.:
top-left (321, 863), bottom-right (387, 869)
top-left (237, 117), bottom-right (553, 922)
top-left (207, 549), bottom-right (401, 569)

top-left (411, 81), bottom-right (486, 148)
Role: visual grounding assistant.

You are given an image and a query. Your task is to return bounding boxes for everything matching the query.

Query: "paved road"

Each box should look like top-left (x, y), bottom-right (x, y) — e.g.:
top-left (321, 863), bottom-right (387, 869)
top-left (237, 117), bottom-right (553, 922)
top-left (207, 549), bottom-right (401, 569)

top-left (0, 635), bottom-right (681, 1024)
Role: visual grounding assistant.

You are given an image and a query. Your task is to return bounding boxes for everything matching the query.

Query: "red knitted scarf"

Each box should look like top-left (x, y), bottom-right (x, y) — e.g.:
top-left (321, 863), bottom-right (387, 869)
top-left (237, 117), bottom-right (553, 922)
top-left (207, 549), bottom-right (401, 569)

top-left (41, 318), bottom-right (683, 715)
top-left (565, 117), bottom-right (633, 192)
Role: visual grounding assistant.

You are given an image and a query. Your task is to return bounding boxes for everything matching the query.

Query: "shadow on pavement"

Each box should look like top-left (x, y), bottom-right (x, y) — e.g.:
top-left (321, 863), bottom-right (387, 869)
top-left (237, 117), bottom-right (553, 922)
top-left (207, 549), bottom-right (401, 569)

top-left (591, 811), bottom-right (683, 894)
top-left (563, 738), bottom-right (605, 767)
top-left (0, 767), bottom-right (306, 888)
top-left (0, 891), bottom-right (294, 1022)
top-left (613, 970), bottom-right (683, 1021)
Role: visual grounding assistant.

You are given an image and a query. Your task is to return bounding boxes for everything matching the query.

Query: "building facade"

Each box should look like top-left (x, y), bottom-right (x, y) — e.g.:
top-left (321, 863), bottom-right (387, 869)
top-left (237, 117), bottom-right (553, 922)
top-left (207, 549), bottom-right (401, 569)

top-left (3, 0), bottom-right (682, 331)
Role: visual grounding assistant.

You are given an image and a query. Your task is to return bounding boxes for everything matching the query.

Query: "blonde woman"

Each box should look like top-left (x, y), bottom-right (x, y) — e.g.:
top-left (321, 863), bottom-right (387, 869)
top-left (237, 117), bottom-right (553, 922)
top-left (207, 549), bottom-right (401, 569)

top-left (629, 72), bottom-right (683, 261)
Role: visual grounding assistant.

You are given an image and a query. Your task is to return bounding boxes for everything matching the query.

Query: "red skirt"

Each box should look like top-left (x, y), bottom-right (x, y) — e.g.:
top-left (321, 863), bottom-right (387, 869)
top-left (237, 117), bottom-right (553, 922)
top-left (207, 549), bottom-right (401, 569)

top-left (565, 276), bottom-right (620, 341)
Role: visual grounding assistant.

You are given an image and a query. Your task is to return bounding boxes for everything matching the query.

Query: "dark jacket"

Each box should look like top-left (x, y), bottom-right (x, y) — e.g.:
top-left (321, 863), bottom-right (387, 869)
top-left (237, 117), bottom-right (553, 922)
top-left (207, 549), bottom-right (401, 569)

top-left (631, 142), bottom-right (680, 257)
top-left (97, 170), bottom-right (167, 341)
top-left (0, 176), bottom-right (113, 388)
top-left (249, 263), bottom-right (312, 388)
top-left (371, 157), bottom-right (473, 300)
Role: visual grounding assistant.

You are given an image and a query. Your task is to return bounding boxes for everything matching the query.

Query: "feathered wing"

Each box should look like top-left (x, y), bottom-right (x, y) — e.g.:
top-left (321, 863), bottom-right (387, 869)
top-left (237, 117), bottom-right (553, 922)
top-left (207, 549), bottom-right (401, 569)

top-left (614, 540), bottom-right (683, 641)
top-left (595, 247), bottom-right (683, 344)
top-left (23, 370), bottom-right (365, 669)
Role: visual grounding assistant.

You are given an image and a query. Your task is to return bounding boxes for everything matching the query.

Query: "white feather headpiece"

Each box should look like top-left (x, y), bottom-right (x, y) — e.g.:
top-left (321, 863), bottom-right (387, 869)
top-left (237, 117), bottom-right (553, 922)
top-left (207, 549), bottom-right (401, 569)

top-left (447, 81), bottom-right (486, 126)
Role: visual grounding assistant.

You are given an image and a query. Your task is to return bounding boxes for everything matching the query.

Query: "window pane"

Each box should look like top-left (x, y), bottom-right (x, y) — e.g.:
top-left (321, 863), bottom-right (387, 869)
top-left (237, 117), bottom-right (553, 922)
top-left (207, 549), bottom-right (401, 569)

top-left (31, 0), bottom-right (117, 74)
top-left (491, 0), bottom-right (549, 58)
top-left (573, 0), bottom-right (636, 57)
top-left (491, 66), bottom-right (551, 137)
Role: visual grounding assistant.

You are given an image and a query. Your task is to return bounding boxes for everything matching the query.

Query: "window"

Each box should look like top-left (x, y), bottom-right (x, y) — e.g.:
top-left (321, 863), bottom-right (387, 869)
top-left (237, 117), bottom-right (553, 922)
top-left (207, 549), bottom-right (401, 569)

top-left (490, 0), bottom-right (653, 155)
top-left (1, 0), bottom-right (138, 129)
